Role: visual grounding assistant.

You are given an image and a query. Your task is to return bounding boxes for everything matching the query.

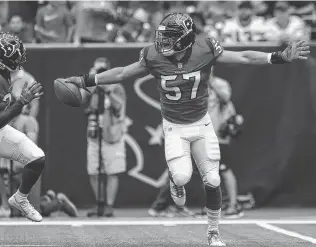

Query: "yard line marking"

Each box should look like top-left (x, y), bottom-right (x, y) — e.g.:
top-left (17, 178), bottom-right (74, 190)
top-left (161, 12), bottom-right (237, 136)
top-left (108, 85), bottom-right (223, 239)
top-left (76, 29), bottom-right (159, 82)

top-left (1, 245), bottom-right (58, 247)
top-left (0, 219), bottom-right (315, 226)
top-left (257, 222), bottom-right (316, 245)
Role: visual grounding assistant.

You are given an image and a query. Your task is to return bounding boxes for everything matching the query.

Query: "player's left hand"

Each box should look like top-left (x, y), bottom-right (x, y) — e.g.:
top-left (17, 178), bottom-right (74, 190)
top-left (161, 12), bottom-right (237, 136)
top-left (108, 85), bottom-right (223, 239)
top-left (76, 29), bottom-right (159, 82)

top-left (281, 40), bottom-right (310, 62)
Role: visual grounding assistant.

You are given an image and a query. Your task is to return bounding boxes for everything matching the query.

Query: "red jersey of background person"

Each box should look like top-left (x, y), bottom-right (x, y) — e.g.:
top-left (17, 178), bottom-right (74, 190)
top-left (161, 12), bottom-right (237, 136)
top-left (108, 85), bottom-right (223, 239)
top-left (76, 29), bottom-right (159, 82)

top-left (139, 36), bottom-right (223, 124)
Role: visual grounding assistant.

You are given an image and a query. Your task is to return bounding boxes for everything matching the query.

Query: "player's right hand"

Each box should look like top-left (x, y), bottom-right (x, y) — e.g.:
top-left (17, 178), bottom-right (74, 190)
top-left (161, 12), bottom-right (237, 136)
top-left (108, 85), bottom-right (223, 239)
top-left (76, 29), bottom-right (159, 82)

top-left (20, 81), bottom-right (43, 105)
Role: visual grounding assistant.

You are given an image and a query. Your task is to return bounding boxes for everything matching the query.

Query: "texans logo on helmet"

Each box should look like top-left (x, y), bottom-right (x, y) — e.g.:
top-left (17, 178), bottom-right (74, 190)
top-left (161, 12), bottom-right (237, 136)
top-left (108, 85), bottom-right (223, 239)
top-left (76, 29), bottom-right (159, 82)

top-left (0, 37), bottom-right (19, 58)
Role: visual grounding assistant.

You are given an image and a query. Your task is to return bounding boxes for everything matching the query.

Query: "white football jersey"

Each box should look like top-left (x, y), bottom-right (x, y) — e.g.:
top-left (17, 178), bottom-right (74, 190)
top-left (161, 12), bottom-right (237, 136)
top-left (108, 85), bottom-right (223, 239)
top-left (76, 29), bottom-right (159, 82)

top-left (221, 17), bottom-right (269, 43)
top-left (265, 16), bottom-right (308, 41)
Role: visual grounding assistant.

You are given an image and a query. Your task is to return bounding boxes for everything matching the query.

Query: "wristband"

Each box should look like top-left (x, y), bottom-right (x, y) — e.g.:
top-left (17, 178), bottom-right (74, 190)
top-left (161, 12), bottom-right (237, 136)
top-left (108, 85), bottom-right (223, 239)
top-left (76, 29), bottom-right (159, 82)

top-left (84, 74), bottom-right (97, 87)
top-left (270, 51), bottom-right (290, 64)
top-left (267, 53), bottom-right (272, 64)
top-left (95, 75), bottom-right (99, 86)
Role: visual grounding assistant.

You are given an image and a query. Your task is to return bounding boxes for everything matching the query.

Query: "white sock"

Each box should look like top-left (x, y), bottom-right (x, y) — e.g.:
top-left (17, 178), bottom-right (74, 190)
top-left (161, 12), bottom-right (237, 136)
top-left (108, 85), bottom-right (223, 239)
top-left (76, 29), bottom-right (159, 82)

top-left (207, 208), bottom-right (221, 232)
top-left (15, 190), bottom-right (28, 202)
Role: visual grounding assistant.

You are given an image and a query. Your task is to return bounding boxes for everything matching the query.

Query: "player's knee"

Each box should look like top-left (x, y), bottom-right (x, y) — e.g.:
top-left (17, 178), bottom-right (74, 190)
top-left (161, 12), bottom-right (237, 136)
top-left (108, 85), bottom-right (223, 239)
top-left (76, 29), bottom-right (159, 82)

top-left (168, 156), bottom-right (192, 186)
top-left (204, 169), bottom-right (221, 188)
top-left (172, 173), bottom-right (191, 187)
top-left (199, 159), bottom-right (221, 188)
top-left (25, 156), bottom-right (45, 174)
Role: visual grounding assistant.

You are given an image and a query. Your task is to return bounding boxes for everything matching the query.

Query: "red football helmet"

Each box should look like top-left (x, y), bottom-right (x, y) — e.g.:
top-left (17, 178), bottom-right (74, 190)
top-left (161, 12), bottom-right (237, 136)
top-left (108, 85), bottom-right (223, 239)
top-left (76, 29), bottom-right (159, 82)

top-left (155, 13), bottom-right (196, 56)
top-left (0, 32), bottom-right (26, 72)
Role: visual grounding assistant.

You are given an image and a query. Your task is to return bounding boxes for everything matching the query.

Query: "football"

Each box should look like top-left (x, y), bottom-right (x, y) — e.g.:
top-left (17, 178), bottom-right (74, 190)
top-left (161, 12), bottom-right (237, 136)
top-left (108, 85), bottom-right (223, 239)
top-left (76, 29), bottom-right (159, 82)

top-left (54, 78), bottom-right (82, 107)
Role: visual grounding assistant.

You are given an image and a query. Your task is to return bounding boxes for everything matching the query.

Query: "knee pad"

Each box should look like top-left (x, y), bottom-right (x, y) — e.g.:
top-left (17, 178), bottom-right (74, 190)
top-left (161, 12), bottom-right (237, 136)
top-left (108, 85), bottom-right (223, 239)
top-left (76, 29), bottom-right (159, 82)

top-left (200, 160), bottom-right (221, 188)
top-left (25, 156), bottom-right (45, 174)
top-left (167, 155), bottom-right (192, 187)
top-left (204, 170), bottom-right (221, 188)
top-left (171, 172), bottom-right (191, 187)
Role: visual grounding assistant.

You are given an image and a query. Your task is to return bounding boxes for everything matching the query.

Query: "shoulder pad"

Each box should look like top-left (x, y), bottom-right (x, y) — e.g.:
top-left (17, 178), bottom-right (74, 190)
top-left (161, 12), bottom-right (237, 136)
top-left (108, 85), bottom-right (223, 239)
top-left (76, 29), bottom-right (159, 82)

top-left (139, 46), bottom-right (150, 67)
top-left (205, 37), bottom-right (224, 58)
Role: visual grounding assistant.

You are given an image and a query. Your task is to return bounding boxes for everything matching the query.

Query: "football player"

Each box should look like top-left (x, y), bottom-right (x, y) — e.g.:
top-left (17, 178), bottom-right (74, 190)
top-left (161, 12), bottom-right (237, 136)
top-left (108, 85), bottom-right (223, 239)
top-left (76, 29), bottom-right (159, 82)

top-left (221, 1), bottom-right (270, 43)
top-left (0, 32), bottom-right (44, 222)
top-left (58, 13), bottom-right (310, 246)
top-left (266, 1), bottom-right (309, 43)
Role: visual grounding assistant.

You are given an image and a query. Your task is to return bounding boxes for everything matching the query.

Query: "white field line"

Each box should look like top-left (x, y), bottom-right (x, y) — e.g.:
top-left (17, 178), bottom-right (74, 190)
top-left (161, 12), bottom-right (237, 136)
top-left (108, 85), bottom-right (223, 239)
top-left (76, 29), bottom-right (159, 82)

top-left (0, 245), bottom-right (57, 247)
top-left (257, 222), bottom-right (316, 245)
top-left (0, 219), bottom-right (315, 226)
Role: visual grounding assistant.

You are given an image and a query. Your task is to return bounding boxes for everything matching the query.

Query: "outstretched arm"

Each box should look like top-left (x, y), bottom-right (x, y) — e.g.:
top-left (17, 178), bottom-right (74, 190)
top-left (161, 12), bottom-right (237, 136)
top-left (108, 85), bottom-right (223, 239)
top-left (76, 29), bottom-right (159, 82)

top-left (61, 61), bottom-right (149, 90)
top-left (218, 40), bottom-right (310, 65)
top-left (95, 62), bottom-right (148, 85)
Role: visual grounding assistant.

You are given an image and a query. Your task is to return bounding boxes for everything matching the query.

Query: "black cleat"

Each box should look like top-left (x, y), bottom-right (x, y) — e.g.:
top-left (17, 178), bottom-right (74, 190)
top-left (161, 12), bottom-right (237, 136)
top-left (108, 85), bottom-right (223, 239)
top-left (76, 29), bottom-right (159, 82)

top-left (87, 203), bottom-right (105, 217)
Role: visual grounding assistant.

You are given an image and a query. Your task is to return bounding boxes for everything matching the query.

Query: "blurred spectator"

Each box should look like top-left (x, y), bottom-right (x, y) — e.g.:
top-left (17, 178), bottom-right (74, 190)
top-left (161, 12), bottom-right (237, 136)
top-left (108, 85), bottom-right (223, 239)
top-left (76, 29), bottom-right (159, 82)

top-left (221, 1), bottom-right (270, 43)
top-left (8, 1), bottom-right (38, 25)
top-left (85, 58), bottom-right (127, 217)
top-left (115, 7), bottom-right (151, 43)
top-left (251, 1), bottom-right (269, 18)
top-left (40, 190), bottom-right (78, 217)
top-left (3, 15), bottom-right (34, 43)
top-left (290, 1), bottom-right (316, 40)
top-left (11, 69), bottom-right (40, 118)
top-left (0, 1), bottom-right (8, 28)
top-left (290, 1), bottom-right (316, 19)
top-left (188, 10), bottom-right (221, 40)
top-left (197, 1), bottom-right (238, 23)
top-left (35, 1), bottom-right (74, 43)
top-left (266, 1), bottom-right (309, 43)
top-left (73, 1), bottom-right (119, 43)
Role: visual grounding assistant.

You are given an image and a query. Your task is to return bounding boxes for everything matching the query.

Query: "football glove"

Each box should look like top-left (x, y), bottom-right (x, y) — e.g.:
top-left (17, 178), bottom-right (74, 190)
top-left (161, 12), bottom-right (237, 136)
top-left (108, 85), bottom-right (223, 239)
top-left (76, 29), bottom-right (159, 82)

top-left (271, 40), bottom-right (310, 64)
top-left (20, 81), bottom-right (43, 105)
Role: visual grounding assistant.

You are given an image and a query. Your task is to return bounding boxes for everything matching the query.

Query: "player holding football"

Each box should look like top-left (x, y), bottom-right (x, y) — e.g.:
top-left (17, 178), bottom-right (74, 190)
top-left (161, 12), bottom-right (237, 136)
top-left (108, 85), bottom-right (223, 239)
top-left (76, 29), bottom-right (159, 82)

top-left (0, 32), bottom-right (44, 222)
top-left (58, 13), bottom-right (310, 246)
